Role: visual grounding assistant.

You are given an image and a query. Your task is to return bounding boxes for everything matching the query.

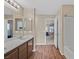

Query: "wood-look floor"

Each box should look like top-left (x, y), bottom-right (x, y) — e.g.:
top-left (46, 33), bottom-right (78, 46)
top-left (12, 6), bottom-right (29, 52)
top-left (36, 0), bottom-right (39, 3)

top-left (29, 45), bottom-right (65, 59)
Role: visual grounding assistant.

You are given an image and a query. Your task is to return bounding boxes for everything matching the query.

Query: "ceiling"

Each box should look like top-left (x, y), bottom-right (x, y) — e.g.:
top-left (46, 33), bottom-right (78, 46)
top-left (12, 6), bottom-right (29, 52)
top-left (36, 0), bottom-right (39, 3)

top-left (15, 0), bottom-right (73, 15)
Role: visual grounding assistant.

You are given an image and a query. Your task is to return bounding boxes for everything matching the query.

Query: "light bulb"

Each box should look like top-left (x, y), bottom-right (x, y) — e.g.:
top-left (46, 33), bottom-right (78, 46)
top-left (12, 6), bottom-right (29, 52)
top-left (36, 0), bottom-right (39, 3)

top-left (17, 5), bottom-right (20, 8)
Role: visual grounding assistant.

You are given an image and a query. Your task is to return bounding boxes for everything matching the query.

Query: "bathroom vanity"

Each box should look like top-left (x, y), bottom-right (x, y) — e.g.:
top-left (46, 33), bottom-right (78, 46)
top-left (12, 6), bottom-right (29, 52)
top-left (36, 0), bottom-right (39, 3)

top-left (4, 35), bottom-right (34, 59)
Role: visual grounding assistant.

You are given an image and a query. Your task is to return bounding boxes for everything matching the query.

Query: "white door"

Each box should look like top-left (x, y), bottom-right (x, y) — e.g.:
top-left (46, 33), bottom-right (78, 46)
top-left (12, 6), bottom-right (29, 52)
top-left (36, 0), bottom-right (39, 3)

top-left (64, 16), bottom-right (74, 59)
top-left (54, 17), bottom-right (58, 48)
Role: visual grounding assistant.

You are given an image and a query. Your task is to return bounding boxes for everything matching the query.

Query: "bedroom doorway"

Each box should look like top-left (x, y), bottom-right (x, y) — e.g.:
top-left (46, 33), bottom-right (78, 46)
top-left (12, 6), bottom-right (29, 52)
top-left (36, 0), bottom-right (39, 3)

top-left (45, 23), bottom-right (54, 45)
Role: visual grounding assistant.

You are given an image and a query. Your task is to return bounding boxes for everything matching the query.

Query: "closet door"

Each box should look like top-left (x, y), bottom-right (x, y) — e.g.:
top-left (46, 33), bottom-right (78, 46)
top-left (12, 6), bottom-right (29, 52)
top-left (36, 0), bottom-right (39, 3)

top-left (64, 16), bottom-right (74, 59)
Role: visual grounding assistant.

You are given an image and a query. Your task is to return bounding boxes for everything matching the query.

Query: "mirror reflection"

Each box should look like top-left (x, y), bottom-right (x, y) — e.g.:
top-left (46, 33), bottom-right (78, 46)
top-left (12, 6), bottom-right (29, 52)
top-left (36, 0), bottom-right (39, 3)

top-left (4, 6), bottom-right (33, 40)
top-left (15, 18), bottom-right (23, 31)
top-left (7, 20), bottom-right (13, 38)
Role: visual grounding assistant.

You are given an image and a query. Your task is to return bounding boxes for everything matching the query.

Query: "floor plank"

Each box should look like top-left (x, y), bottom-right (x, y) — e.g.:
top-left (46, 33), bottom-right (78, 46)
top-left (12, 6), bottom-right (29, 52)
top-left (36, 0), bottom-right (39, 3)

top-left (29, 45), bottom-right (65, 59)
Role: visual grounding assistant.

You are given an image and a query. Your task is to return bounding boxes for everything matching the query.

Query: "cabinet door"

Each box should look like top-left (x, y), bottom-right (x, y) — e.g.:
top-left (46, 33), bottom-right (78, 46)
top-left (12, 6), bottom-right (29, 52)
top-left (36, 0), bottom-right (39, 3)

top-left (28, 38), bottom-right (33, 58)
top-left (19, 43), bottom-right (28, 59)
top-left (5, 49), bottom-right (18, 59)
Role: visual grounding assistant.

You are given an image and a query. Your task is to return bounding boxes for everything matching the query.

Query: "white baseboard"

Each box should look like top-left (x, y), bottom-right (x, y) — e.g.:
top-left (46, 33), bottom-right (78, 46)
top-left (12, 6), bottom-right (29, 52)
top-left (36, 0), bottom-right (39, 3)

top-left (36, 43), bottom-right (54, 45)
top-left (59, 50), bottom-right (64, 55)
top-left (36, 43), bottom-right (46, 45)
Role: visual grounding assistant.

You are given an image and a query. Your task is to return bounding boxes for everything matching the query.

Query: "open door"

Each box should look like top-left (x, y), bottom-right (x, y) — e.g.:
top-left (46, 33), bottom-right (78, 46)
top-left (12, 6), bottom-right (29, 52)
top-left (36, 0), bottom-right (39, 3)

top-left (54, 16), bottom-right (58, 48)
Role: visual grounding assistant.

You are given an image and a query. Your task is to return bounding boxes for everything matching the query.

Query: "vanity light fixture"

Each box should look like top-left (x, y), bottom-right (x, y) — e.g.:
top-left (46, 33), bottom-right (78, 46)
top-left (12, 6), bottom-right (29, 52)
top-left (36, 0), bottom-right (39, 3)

top-left (5, 0), bottom-right (20, 9)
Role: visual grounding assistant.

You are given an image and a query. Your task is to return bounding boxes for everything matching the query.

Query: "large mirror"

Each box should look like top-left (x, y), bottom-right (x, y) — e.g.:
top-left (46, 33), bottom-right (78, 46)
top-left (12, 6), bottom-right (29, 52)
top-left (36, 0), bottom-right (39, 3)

top-left (4, 6), bottom-right (33, 40)
top-left (14, 18), bottom-right (32, 38)
top-left (15, 18), bottom-right (32, 31)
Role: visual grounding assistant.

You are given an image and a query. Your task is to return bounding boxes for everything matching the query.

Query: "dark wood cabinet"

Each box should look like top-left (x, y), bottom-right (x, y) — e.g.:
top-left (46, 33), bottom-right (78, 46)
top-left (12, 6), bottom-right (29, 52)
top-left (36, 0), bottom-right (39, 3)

top-left (28, 38), bottom-right (33, 58)
top-left (19, 43), bottom-right (28, 59)
top-left (5, 49), bottom-right (18, 59)
top-left (5, 38), bottom-right (34, 59)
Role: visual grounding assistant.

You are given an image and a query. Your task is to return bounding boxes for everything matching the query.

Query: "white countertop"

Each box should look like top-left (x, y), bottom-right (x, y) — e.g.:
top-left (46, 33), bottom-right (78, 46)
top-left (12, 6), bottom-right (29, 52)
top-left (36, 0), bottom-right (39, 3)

top-left (4, 34), bottom-right (34, 54)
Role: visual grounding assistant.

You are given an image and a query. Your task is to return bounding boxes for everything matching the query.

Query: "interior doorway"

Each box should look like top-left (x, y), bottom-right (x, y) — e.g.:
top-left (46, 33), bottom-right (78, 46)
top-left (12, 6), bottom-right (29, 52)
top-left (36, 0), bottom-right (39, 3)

top-left (45, 22), bottom-right (54, 45)
top-left (7, 20), bottom-right (13, 38)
